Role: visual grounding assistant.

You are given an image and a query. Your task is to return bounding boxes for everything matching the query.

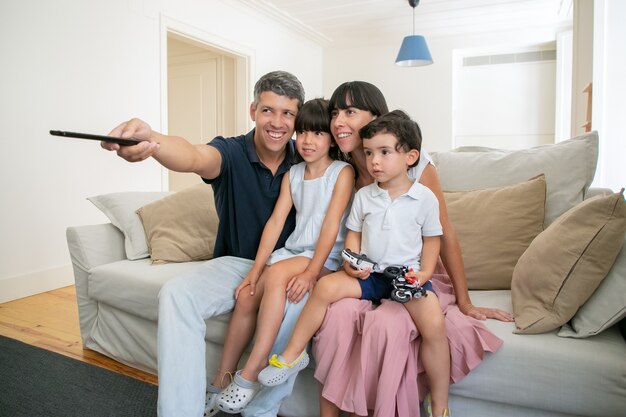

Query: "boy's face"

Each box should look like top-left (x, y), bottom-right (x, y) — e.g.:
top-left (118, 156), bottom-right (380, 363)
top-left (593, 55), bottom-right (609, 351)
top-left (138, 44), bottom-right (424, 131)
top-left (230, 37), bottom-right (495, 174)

top-left (363, 133), bottom-right (419, 184)
top-left (250, 91), bottom-right (299, 155)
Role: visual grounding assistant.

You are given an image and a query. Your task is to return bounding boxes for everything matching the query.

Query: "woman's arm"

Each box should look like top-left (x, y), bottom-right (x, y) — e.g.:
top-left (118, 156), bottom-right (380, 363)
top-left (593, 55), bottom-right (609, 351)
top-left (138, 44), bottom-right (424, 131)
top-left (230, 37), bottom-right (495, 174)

top-left (419, 164), bottom-right (513, 322)
top-left (287, 165), bottom-right (355, 302)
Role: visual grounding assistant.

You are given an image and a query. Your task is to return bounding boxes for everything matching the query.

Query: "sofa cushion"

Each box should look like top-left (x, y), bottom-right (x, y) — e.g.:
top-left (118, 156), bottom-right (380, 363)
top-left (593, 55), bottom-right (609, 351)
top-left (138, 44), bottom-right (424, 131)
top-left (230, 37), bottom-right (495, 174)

top-left (88, 191), bottom-right (168, 260)
top-left (444, 175), bottom-right (546, 289)
top-left (137, 184), bottom-right (218, 264)
top-left (559, 233), bottom-right (626, 338)
top-left (453, 290), bottom-right (626, 417)
top-left (431, 131), bottom-right (598, 226)
top-left (88, 259), bottom-right (206, 321)
top-left (511, 190), bottom-right (626, 334)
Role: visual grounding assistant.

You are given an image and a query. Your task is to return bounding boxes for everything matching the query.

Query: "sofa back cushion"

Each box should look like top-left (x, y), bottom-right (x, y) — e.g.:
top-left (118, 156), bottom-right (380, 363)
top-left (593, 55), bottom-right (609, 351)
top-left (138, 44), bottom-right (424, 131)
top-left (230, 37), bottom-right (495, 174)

top-left (137, 184), bottom-right (218, 264)
top-left (444, 175), bottom-right (546, 289)
top-left (558, 233), bottom-right (626, 338)
top-left (511, 190), bottom-right (626, 334)
top-left (431, 131), bottom-right (598, 226)
top-left (88, 191), bottom-right (169, 260)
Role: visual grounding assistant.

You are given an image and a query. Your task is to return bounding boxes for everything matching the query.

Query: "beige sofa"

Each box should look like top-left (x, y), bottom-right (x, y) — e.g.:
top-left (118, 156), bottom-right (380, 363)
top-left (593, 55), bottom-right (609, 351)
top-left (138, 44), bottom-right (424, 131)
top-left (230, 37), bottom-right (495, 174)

top-left (67, 131), bottom-right (626, 417)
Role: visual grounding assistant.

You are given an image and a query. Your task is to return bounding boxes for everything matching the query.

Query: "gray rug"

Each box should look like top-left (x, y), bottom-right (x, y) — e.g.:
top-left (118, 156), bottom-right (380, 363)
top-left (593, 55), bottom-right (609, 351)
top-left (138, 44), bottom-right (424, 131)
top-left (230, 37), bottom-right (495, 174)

top-left (0, 335), bottom-right (157, 417)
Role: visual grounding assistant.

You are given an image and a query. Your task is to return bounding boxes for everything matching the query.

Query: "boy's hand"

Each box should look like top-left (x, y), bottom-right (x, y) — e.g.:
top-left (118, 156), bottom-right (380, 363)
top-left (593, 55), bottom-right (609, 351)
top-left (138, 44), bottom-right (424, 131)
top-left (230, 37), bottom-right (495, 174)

top-left (406, 270), bottom-right (429, 287)
top-left (343, 262), bottom-right (370, 280)
top-left (286, 270), bottom-right (316, 303)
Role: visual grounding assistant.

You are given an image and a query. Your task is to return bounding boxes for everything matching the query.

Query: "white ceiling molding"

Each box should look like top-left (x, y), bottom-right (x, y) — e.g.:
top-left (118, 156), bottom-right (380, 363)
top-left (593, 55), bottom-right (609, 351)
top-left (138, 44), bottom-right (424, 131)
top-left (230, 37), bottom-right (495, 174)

top-left (239, 0), bottom-right (573, 45)
top-left (238, 0), bottom-right (332, 45)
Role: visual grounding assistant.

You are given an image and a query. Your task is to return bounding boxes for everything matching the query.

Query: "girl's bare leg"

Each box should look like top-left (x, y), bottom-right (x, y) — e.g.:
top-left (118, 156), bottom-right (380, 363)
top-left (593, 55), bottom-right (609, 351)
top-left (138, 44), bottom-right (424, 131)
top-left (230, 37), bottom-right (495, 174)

top-left (404, 293), bottom-right (450, 416)
top-left (319, 388), bottom-right (341, 417)
top-left (240, 257), bottom-right (310, 381)
top-left (282, 272), bottom-right (362, 363)
top-left (210, 277), bottom-right (266, 388)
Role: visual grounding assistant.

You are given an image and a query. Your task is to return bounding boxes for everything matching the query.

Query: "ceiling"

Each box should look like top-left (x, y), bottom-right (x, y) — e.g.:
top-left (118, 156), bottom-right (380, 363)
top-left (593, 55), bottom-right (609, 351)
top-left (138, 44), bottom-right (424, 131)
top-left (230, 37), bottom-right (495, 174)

top-left (239, 0), bottom-right (573, 44)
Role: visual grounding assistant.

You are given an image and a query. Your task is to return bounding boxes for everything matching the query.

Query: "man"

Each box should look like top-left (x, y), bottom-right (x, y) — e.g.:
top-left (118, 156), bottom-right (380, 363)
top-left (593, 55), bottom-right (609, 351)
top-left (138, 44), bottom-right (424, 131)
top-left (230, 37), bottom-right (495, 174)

top-left (103, 71), bottom-right (307, 417)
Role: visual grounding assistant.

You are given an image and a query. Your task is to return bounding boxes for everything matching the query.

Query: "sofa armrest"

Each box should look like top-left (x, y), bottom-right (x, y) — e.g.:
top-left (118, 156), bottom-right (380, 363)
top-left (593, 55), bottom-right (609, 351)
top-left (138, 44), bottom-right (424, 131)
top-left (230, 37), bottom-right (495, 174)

top-left (67, 223), bottom-right (126, 271)
top-left (66, 223), bottom-right (126, 341)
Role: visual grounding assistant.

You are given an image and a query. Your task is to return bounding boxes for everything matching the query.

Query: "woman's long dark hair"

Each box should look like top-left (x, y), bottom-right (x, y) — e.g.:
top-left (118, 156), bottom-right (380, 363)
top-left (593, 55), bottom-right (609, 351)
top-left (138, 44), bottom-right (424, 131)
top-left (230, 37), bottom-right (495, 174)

top-left (329, 81), bottom-right (389, 118)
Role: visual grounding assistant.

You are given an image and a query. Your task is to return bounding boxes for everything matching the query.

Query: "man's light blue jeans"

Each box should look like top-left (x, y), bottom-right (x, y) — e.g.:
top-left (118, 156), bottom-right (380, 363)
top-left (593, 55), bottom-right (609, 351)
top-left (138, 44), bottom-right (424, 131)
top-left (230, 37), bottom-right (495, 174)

top-left (157, 256), bottom-right (308, 417)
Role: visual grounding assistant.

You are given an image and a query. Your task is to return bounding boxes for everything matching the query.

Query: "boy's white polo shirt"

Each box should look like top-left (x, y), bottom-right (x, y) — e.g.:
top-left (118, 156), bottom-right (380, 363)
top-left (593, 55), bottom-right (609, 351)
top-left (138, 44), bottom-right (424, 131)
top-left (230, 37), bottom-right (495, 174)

top-left (346, 179), bottom-right (442, 271)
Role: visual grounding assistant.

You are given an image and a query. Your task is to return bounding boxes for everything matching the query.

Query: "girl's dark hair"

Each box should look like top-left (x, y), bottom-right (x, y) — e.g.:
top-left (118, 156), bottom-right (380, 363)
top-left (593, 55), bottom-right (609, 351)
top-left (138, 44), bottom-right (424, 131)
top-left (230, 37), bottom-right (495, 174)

top-left (329, 81), bottom-right (389, 117)
top-left (295, 98), bottom-right (340, 160)
top-left (295, 98), bottom-right (330, 133)
top-left (359, 109), bottom-right (422, 168)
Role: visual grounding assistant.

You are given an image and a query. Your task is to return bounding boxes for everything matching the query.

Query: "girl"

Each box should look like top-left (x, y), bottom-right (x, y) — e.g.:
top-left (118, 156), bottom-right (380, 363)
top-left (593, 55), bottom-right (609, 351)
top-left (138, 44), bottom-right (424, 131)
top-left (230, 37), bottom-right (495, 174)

top-left (258, 111), bottom-right (450, 417)
top-left (312, 82), bottom-right (510, 417)
top-left (205, 98), bottom-right (354, 415)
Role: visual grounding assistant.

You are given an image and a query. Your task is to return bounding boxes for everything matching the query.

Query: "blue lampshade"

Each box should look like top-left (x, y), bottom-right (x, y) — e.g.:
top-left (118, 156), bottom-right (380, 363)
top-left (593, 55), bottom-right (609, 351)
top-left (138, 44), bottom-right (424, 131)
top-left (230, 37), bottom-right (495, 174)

top-left (395, 35), bottom-right (433, 67)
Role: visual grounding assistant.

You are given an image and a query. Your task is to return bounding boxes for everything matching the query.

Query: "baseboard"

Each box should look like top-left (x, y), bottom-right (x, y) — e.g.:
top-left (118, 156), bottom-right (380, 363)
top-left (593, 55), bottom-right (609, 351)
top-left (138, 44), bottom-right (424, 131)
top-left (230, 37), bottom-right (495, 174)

top-left (0, 265), bottom-right (74, 303)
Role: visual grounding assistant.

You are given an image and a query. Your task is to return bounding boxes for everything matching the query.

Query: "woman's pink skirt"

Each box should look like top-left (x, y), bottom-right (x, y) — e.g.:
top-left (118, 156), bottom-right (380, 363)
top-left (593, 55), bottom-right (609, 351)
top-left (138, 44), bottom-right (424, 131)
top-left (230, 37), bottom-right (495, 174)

top-left (312, 263), bottom-right (503, 417)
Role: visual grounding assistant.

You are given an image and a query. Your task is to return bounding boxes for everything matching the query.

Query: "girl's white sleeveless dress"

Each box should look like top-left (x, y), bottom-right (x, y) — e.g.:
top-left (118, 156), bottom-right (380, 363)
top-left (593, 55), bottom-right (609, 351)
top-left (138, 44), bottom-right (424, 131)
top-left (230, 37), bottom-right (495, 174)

top-left (268, 160), bottom-right (351, 271)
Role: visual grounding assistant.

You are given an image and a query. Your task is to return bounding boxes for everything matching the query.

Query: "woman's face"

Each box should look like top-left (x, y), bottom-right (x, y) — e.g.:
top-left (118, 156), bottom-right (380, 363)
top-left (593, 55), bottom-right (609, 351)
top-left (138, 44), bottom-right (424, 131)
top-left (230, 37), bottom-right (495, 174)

top-left (330, 100), bottom-right (376, 154)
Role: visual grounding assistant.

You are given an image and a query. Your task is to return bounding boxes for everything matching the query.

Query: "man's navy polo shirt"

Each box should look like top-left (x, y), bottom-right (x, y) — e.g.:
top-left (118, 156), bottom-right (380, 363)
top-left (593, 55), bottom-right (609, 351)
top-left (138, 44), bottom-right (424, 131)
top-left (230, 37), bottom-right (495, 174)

top-left (203, 129), bottom-right (296, 260)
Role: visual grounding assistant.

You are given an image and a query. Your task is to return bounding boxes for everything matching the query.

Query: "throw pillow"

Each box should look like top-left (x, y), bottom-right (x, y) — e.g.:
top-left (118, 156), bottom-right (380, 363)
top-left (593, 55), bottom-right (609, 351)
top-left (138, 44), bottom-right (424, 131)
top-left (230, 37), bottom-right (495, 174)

top-left (512, 189), bottom-right (626, 334)
top-left (431, 131), bottom-right (598, 226)
top-left (558, 233), bottom-right (626, 338)
top-left (88, 191), bottom-right (169, 260)
top-left (444, 175), bottom-right (546, 289)
top-left (137, 183), bottom-right (218, 264)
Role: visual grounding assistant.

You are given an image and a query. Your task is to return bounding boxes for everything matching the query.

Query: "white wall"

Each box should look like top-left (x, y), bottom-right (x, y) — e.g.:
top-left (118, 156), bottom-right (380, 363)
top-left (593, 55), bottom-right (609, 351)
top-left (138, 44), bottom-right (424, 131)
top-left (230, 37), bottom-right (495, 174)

top-left (592, 0), bottom-right (626, 191)
top-left (571, 0), bottom-right (594, 136)
top-left (323, 28), bottom-right (560, 153)
top-left (323, 15), bottom-right (624, 190)
top-left (0, 0), bottom-right (323, 302)
top-left (454, 48), bottom-right (556, 150)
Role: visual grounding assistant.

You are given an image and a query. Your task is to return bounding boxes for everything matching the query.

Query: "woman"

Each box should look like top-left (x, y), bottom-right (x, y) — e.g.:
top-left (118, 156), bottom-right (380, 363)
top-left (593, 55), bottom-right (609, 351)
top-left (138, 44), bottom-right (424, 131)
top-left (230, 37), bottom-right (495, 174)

top-left (312, 81), bottom-right (513, 417)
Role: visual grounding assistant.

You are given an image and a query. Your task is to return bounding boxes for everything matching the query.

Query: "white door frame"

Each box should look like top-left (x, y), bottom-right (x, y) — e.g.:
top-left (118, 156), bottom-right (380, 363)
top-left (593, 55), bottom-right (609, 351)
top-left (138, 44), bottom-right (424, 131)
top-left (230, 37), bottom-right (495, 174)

top-left (159, 15), bottom-right (254, 190)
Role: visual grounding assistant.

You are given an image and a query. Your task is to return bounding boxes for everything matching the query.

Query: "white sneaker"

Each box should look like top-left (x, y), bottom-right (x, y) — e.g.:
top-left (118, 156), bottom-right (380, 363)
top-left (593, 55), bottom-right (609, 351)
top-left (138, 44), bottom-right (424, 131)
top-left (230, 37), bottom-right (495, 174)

top-left (258, 351), bottom-right (309, 387)
top-left (216, 370), bottom-right (260, 414)
top-left (204, 384), bottom-right (222, 417)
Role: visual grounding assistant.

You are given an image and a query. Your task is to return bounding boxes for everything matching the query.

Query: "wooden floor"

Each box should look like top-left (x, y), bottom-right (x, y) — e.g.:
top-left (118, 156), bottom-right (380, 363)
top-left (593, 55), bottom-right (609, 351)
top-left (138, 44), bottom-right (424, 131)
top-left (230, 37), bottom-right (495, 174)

top-left (0, 285), bottom-right (158, 385)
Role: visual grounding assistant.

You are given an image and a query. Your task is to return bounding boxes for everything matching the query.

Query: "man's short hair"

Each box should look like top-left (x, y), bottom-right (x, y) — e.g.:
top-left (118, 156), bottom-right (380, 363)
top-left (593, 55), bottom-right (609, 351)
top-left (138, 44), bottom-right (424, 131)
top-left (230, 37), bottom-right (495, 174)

top-left (253, 71), bottom-right (305, 110)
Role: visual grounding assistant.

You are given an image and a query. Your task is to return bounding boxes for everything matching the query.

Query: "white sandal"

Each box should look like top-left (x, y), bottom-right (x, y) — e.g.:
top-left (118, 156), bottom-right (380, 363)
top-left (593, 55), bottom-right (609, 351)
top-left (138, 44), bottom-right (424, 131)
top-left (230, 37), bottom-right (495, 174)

top-left (204, 384), bottom-right (222, 417)
top-left (258, 351), bottom-right (309, 387)
top-left (216, 370), bottom-right (260, 414)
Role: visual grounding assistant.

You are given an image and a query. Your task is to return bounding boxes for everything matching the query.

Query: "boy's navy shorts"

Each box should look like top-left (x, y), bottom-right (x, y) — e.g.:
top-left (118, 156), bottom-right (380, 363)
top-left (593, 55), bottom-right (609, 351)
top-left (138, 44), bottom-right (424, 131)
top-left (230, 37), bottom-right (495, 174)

top-left (359, 271), bottom-right (435, 302)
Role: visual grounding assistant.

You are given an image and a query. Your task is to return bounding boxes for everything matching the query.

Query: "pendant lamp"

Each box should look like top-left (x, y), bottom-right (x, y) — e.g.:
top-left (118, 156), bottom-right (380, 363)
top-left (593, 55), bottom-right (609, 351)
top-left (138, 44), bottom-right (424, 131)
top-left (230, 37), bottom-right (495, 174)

top-left (395, 0), bottom-right (433, 67)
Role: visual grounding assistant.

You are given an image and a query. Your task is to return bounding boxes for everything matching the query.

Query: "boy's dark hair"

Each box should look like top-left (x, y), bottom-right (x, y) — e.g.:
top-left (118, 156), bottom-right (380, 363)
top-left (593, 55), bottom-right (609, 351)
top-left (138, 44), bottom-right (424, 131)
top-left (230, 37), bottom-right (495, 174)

top-left (253, 71), bottom-right (305, 110)
top-left (329, 81), bottom-right (389, 117)
top-left (359, 110), bottom-right (422, 168)
top-left (295, 98), bottom-right (340, 161)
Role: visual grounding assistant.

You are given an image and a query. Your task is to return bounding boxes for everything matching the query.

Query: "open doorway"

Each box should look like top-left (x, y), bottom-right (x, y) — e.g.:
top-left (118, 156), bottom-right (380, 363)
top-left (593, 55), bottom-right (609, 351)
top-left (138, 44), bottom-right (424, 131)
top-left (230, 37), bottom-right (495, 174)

top-left (165, 29), bottom-right (250, 191)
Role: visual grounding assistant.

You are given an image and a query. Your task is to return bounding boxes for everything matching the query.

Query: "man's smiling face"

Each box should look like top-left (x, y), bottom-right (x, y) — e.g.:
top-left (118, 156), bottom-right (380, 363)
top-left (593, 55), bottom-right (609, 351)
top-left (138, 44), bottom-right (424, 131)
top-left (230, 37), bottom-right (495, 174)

top-left (250, 91), bottom-right (299, 155)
